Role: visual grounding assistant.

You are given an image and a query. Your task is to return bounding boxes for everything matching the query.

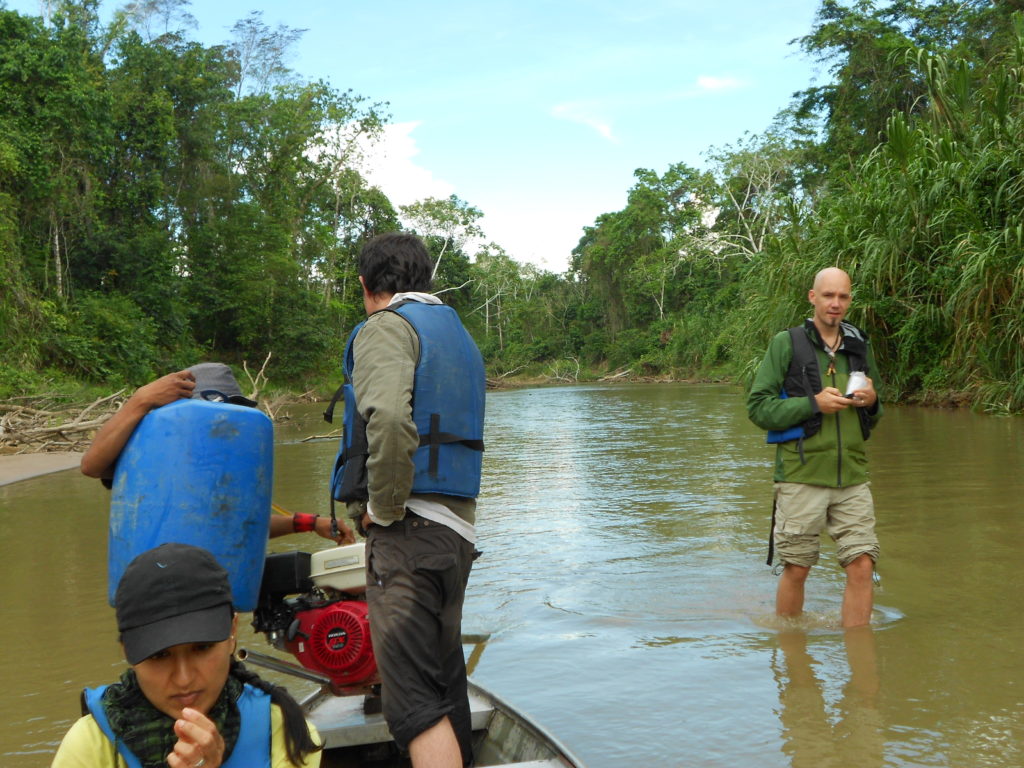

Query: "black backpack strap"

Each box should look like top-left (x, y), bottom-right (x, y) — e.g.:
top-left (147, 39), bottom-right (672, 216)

top-left (323, 380), bottom-right (345, 424)
top-left (766, 496), bottom-right (778, 566)
top-left (329, 496), bottom-right (340, 538)
top-left (786, 325), bottom-right (823, 449)
top-left (789, 326), bottom-right (820, 391)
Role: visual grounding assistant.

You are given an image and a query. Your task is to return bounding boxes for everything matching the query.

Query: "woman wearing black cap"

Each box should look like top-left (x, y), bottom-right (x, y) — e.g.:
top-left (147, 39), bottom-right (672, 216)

top-left (51, 543), bottom-right (322, 768)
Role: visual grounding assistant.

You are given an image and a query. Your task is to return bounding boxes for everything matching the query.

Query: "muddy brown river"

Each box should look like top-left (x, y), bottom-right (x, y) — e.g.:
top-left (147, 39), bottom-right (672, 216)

top-left (1, 384), bottom-right (1021, 767)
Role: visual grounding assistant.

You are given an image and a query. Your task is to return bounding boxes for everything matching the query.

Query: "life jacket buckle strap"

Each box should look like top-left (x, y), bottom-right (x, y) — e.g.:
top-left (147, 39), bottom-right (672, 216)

top-left (418, 413), bottom-right (486, 478)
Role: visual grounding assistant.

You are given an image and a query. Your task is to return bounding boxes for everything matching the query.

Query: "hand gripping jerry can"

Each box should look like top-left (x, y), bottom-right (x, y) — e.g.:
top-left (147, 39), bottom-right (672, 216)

top-left (107, 398), bottom-right (273, 610)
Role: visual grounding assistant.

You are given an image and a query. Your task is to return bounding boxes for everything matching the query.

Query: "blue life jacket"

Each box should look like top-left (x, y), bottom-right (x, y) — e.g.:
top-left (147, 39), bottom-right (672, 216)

top-left (82, 682), bottom-right (271, 768)
top-left (329, 300), bottom-right (485, 503)
top-left (766, 321), bottom-right (873, 445)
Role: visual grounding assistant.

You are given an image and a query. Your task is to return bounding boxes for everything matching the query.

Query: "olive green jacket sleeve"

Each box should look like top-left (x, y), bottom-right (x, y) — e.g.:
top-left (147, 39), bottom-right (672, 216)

top-left (746, 330), bottom-right (819, 431)
top-left (348, 310), bottom-right (420, 524)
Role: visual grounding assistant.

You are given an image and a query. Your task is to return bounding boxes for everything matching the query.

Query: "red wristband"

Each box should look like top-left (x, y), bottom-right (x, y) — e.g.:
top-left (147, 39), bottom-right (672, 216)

top-left (293, 513), bottom-right (318, 533)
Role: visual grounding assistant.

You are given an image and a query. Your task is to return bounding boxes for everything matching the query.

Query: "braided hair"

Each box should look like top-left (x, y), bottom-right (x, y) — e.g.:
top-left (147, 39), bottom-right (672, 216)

top-left (229, 660), bottom-right (323, 765)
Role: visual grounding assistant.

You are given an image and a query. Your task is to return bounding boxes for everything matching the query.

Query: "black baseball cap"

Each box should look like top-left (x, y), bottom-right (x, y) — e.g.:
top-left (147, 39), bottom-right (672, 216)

top-left (115, 543), bottom-right (234, 665)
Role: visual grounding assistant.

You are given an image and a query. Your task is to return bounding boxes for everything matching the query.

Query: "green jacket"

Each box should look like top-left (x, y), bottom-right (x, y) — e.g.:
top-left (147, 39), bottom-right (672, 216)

top-left (746, 323), bottom-right (883, 487)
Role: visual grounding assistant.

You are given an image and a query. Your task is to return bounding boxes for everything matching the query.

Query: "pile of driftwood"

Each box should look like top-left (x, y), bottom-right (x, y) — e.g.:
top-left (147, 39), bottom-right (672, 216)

top-left (0, 391), bottom-right (126, 454)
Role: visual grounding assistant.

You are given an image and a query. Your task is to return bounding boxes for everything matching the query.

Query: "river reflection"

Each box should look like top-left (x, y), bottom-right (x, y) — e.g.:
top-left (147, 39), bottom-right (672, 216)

top-left (773, 628), bottom-right (883, 768)
top-left (1, 383), bottom-right (1022, 767)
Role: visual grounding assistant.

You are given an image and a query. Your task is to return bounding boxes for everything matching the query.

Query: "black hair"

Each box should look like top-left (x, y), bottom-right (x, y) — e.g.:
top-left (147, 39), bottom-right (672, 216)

top-left (359, 232), bottom-right (433, 295)
top-left (230, 660), bottom-right (322, 765)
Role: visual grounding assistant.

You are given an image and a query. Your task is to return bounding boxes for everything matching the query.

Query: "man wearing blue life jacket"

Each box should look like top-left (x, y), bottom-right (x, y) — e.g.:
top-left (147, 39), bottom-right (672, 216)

top-left (331, 232), bottom-right (484, 768)
top-left (747, 268), bottom-right (882, 628)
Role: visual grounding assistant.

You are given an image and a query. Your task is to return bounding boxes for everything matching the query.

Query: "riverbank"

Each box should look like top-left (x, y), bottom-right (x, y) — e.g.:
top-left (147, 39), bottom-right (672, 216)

top-left (0, 376), bottom-right (989, 485)
top-left (0, 452), bottom-right (83, 487)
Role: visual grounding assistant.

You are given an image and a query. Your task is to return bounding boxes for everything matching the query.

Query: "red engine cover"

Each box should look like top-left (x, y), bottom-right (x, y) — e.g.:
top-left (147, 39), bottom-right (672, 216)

top-left (285, 600), bottom-right (377, 686)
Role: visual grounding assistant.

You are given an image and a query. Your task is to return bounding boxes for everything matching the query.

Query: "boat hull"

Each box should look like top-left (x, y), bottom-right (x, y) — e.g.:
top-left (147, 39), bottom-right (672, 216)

top-left (304, 680), bottom-right (583, 767)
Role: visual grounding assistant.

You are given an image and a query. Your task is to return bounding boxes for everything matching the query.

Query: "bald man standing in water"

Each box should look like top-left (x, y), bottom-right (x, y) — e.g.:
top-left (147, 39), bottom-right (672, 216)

top-left (747, 268), bottom-right (883, 627)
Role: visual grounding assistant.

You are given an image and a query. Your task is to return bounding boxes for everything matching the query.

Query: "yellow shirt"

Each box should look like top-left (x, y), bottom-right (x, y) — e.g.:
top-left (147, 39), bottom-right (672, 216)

top-left (51, 703), bottom-right (321, 768)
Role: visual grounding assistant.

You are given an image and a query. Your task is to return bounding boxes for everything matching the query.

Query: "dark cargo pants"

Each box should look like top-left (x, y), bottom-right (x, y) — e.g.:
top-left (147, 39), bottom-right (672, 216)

top-left (365, 513), bottom-right (476, 765)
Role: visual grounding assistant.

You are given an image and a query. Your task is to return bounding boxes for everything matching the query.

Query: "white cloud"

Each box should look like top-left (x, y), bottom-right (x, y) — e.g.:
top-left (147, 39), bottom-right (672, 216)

top-left (550, 78), bottom-right (745, 126)
top-left (354, 121), bottom-right (586, 272)
top-left (478, 207), bottom-right (581, 273)
top-left (356, 122), bottom-right (456, 207)
top-left (550, 102), bottom-right (619, 143)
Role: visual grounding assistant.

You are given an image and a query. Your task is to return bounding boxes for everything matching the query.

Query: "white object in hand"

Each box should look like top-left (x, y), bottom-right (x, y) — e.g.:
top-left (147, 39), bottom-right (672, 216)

top-left (846, 371), bottom-right (868, 398)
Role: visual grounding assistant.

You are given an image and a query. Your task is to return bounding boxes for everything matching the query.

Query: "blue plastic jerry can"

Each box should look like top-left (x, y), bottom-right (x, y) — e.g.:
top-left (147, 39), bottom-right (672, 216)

top-left (107, 398), bottom-right (273, 610)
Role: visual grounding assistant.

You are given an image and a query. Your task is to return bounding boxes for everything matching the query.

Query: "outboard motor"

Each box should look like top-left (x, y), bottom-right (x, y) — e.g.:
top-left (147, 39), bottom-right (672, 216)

top-left (252, 544), bottom-right (377, 691)
top-left (283, 600), bottom-right (376, 684)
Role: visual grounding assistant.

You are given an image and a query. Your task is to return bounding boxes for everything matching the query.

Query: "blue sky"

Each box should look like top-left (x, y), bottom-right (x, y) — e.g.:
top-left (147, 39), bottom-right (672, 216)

top-left (7, 0), bottom-right (827, 271)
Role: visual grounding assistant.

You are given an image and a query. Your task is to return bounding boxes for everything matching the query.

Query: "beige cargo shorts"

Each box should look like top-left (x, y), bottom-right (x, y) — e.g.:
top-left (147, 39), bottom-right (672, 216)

top-left (773, 481), bottom-right (879, 568)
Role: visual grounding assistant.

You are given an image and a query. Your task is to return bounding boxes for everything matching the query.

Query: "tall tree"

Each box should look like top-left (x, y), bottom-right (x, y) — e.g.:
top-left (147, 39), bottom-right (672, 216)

top-left (573, 162), bottom-right (713, 333)
top-left (120, 0), bottom-right (197, 43)
top-left (705, 116), bottom-right (811, 263)
top-left (400, 194), bottom-right (483, 284)
top-left (228, 11), bottom-right (305, 97)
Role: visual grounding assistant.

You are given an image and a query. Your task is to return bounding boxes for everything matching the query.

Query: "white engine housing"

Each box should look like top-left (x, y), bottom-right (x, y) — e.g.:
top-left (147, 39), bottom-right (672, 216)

top-left (309, 543), bottom-right (366, 593)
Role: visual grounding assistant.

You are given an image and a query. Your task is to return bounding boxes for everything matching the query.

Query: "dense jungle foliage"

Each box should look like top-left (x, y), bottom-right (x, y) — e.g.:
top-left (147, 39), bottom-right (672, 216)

top-left (1, 0), bottom-right (1022, 412)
